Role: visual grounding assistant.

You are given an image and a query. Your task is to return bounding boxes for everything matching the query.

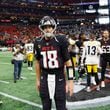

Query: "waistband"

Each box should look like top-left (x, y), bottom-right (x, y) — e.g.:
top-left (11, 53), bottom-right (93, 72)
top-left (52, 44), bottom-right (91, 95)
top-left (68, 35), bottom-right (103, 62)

top-left (41, 68), bottom-right (64, 74)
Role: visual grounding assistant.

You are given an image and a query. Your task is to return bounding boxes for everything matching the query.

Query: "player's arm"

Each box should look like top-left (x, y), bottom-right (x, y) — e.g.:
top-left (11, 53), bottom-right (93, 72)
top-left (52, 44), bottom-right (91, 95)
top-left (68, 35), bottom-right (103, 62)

top-left (60, 35), bottom-right (74, 96)
top-left (35, 59), bottom-right (41, 91)
top-left (81, 43), bottom-right (86, 65)
top-left (34, 39), bottom-right (42, 91)
top-left (23, 45), bottom-right (27, 55)
top-left (65, 59), bottom-right (74, 96)
top-left (97, 42), bottom-right (103, 54)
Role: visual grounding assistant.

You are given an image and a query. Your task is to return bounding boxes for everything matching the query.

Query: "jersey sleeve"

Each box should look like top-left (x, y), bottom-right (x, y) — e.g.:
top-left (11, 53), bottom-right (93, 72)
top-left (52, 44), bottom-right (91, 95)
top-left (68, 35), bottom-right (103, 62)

top-left (34, 39), bottom-right (42, 60)
top-left (97, 41), bottom-right (103, 54)
top-left (59, 35), bottom-right (70, 62)
top-left (81, 42), bottom-right (86, 64)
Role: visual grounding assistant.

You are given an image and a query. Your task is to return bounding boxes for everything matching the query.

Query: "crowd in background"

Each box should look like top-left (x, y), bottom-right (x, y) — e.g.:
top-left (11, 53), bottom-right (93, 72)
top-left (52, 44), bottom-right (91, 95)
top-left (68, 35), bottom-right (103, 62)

top-left (0, 23), bottom-right (110, 48)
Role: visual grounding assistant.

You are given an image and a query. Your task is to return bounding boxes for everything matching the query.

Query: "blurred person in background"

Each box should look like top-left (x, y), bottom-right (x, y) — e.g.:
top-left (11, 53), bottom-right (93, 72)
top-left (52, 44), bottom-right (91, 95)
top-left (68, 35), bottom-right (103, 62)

top-left (24, 38), bottom-right (34, 71)
top-left (12, 42), bottom-right (25, 83)
top-left (100, 30), bottom-right (110, 87)
top-left (76, 33), bottom-right (87, 84)
top-left (81, 34), bottom-right (102, 92)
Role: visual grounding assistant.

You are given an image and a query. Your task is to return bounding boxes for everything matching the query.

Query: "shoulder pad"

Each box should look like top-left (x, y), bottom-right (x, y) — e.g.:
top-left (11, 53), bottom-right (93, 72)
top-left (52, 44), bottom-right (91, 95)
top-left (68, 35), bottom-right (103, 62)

top-left (34, 37), bottom-right (43, 43)
top-left (55, 34), bottom-right (67, 42)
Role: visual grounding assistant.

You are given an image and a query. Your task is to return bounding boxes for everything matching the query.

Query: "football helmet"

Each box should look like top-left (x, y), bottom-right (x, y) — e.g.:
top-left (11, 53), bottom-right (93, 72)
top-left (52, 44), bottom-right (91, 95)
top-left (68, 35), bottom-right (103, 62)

top-left (39, 16), bottom-right (57, 38)
top-left (78, 65), bottom-right (85, 75)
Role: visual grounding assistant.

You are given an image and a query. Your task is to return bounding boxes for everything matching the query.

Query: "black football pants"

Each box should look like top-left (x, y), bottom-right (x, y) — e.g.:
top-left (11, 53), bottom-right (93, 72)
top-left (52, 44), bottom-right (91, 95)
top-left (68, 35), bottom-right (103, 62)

top-left (40, 71), bottom-right (66, 110)
top-left (101, 58), bottom-right (110, 81)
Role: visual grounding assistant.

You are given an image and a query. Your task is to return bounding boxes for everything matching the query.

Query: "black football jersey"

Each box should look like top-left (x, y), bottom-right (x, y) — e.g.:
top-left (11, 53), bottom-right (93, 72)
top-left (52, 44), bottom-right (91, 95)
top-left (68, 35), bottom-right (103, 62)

top-left (76, 40), bottom-right (83, 55)
top-left (34, 35), bottom-right (70, 69)
top-left (100, 39), bottom-right (110, 59)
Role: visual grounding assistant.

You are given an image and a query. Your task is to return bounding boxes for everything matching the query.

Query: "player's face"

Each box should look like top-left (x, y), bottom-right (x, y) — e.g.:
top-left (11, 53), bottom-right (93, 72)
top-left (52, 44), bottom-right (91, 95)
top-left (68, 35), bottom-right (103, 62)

top-left (81, 34), bottom-right (86, 40)
top-left (43, 25), bottom-right (54, 38)
top-left (43, 25), bottom-right (54, 33)
top-left (90, 34), bottom-right (95, 40)
top-left (103, 30), bottom-right (109, 38)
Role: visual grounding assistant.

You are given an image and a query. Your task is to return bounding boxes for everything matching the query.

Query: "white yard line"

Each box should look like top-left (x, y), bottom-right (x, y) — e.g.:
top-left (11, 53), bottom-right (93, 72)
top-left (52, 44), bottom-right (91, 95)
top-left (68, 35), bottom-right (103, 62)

top-left (0, 91), bottom-right (55, 110)
top-left (0, 80), bottom-right (9, 84)
top-left (21, 76), bottom-right (27, 79)
top-left (0, 92), bottom-right (42, 109)
top-left (1, 91), bottom-right (110, 110)
top-left (0, 62), bottom-right (11, 65)
top-left (30, 72), bottom-right (36, 75)
top-left (0, 56), bottom-right (12, 58)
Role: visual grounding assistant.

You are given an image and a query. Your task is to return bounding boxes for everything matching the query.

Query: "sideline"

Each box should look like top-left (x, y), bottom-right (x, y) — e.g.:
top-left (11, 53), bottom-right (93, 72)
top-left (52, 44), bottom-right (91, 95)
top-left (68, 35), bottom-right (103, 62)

top-left (1, 91), bottom-right (110, 110)
top-left (66, 96), bottom-right (110, 110)
top-left (0, 80), bottom-right (9, 84)
top-left (0, 92), bottom-right (42, 109)
top-left (0, 62), bottom-right (11, 65)
top-left (1, 62), bottom-right (110, 109)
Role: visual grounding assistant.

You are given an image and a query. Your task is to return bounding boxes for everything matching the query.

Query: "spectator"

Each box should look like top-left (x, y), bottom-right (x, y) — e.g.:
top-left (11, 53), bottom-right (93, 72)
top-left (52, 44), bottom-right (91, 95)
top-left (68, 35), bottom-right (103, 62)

top-left (12, 42), bottom-right (25, 83)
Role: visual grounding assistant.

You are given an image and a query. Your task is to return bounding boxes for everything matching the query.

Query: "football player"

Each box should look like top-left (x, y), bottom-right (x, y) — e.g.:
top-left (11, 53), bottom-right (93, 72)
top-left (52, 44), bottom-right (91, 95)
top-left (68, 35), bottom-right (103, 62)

top-left (24, 39), bottom-right (34, 70)
top-left (34, 16), bottom-right (74, 110)
top-left (81, 33), bottom-right (102, 92)
top-left (100, 30), bottom-right (110, 87)
top-left (76, 33), bottom-right (87, 84)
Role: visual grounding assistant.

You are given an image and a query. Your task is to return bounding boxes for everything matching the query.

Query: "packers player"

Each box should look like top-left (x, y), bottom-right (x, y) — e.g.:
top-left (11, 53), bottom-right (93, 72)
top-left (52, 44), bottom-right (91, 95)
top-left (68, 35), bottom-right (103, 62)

top-left (24, 39), bottom-right (34, 70)
top-left (76, 33), bottom-right (88, 84)
top-left (81, 33), bottom-right (102, 92)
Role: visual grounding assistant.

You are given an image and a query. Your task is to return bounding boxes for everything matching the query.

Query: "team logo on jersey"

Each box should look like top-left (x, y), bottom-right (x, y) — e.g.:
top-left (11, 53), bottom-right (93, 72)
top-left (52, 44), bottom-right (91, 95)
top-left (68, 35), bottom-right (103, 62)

top-left (46, 42), bottom-right (49, 46)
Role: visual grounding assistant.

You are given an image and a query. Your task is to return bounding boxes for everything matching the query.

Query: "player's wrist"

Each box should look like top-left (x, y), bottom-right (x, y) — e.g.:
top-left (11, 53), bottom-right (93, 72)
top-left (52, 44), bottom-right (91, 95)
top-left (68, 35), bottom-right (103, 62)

top-left (66, 66), bottom-right (74, 80)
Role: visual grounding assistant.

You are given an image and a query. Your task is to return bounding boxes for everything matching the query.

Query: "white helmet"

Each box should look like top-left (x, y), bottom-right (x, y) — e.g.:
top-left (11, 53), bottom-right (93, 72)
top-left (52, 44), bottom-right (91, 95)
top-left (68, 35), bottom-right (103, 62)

top-left (39, 16), bottom-right (57, 38)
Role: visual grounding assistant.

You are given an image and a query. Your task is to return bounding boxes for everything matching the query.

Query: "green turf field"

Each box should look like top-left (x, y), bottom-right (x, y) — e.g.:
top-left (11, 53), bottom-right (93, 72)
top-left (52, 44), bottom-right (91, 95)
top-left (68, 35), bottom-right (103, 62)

top-left (0, 51), bottom-right (110, 110)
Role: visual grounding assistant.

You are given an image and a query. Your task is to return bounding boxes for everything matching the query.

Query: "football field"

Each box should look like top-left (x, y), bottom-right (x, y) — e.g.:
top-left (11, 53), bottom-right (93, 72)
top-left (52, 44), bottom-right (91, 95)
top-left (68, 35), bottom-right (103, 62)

top-left (0, 51), bottom-right (110, 110)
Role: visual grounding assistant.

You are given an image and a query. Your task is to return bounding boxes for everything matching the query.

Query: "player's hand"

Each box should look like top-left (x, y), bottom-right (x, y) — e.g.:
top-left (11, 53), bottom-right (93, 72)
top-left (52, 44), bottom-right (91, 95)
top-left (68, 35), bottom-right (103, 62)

top-left (68, 80), bottom-right (74, 96)
top-left (66, 80), bottom-right (74, 96)
top-left (66, 81), bottom-right (69, 93)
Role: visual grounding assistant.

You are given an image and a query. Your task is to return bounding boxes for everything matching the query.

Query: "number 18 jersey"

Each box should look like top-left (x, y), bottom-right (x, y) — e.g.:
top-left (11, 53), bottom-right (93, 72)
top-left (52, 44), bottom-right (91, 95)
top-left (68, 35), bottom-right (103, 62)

top-left (82, 40), bottom-right (102, 65)
top-left (34, 35), bottom-right (70, 69)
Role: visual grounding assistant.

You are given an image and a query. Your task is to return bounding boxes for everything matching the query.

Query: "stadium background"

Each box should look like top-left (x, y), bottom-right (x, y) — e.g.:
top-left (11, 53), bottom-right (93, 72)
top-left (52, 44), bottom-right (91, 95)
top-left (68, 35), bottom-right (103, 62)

top-left (0, 0), bottom-right (110, 110)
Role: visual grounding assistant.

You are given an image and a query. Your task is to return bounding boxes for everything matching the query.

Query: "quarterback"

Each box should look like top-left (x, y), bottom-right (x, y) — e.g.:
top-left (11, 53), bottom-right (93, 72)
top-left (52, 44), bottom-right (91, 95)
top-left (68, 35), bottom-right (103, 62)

top-left (34, 16), bottom-right (74, 110)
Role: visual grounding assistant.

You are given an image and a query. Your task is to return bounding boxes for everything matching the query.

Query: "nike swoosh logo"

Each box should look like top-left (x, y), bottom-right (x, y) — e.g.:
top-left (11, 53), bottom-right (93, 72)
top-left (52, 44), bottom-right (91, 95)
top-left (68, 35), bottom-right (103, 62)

top-left (59, 79), bottom-right (63, 81)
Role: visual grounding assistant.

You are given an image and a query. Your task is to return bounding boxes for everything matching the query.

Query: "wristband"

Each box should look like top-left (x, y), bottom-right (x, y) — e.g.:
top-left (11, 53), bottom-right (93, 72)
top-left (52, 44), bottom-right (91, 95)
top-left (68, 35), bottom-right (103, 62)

top-left (66, 66), bottom-right (74, 80)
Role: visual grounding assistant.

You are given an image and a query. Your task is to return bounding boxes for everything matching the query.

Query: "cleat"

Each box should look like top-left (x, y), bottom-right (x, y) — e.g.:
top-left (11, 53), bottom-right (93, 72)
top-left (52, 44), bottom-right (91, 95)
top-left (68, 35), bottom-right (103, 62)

top-left (86, 86), bottom-right (91, 92)
top-left (96, 85), bottom-right (100, 91)
top-left (91, 77), bottom-right (96, 85)
top-left (30, 67), bottom-right (33, 71)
